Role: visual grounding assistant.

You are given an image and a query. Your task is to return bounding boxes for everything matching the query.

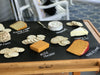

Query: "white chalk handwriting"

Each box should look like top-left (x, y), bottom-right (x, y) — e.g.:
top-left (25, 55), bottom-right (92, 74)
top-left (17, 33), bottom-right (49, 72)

top-left (40, 51), bottom-right (55, 58)
top-left (13, 27), bottom-right (30, 34)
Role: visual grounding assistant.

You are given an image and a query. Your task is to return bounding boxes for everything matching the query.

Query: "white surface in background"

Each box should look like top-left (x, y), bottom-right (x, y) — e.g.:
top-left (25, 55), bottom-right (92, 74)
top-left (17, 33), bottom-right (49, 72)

top-left (74, 0), bottom-right (100, 3)
top-left (0, 0), bottom-right (14, 22)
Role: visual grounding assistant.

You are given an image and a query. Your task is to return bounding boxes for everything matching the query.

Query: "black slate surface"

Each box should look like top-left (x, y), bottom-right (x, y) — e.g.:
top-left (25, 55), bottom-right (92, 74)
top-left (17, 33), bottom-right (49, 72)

top-left (0, 20), bottom-right (99, 63)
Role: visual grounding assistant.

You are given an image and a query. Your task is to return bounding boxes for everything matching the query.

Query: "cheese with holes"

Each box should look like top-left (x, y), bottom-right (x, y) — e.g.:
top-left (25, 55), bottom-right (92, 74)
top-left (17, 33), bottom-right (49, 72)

top-left (30, 40), bottom-right (49, 53)
top-left (10, 21), bottom-right (27, 31)
top-left (67, 39), bottom-right (89, 56)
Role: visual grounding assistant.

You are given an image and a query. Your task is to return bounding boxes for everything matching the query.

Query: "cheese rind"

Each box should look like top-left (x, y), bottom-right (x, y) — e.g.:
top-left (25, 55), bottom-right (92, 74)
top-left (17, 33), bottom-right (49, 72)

top-left (30, 40), bottom-right (49, 53)
top-left (10, 21), bottom-right (27, 31)
top-left (67, 39), bottom-right (89, 56)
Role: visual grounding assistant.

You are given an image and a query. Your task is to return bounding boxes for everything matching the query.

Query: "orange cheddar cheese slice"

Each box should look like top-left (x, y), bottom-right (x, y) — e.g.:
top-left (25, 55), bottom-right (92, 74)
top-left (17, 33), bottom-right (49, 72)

top-left (30, 40), bottom-right (49, 53)
top-left (10, 21), bottom-right (27, 31)
top-left (67, 39), bottom-right (89, 56)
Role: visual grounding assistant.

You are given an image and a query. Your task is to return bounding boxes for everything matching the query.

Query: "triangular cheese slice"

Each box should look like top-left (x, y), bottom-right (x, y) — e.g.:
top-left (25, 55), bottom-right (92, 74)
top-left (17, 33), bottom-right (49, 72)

top-left (70, 27), bottom-right (88, 37)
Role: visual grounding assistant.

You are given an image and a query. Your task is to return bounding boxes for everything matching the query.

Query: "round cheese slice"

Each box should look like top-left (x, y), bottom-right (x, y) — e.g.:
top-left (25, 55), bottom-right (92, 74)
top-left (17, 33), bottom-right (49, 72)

top-left (0, 24), bottom-right (5, 31)
top-left (48, 21), bottom-right (63, 31)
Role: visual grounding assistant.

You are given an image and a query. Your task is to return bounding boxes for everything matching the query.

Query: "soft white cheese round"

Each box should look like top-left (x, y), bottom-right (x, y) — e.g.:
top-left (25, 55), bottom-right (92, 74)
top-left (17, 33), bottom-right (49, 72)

top-left (48, 21), bottom-right (63, 31)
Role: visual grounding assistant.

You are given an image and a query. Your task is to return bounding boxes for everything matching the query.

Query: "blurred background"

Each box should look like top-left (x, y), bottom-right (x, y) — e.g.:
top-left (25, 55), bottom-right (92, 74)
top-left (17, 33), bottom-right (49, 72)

top-left (0, 0), bottom-right (100, 32)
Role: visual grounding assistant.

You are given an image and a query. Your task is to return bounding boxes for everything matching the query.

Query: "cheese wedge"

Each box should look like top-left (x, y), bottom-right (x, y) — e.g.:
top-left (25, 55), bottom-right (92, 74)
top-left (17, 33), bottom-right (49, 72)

top-left (10, 21), bottom-right (27, 31)
top-left (30, 40), bottom-right (49, 53)
top-left (67, 39), bottom-right (89, 56)
top-left (70, 27), bottom-right (88, 37)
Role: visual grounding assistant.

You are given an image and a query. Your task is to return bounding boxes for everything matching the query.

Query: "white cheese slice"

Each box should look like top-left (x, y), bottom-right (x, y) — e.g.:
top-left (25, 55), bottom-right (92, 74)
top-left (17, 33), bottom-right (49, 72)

top-left (70, 27), bottom-right (88, 37)
top-left (66, 21), bottom-right (83, 27)
top-left (0, 24), bottom-right (5, 31)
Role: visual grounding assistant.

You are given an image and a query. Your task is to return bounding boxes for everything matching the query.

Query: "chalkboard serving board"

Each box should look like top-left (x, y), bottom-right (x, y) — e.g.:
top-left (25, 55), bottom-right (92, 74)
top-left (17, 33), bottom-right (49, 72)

top-left (0, 20), bottom-right (100, 63)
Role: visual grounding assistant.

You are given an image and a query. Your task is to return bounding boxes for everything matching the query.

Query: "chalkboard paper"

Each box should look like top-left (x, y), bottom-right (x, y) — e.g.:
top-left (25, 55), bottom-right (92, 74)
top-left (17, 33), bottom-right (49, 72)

top-left (0, 20), bottom-right (99, 63)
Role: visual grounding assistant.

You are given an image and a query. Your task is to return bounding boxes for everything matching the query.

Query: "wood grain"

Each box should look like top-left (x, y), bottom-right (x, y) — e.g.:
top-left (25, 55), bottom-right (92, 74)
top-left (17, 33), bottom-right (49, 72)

top-left (83, 20), bottom-right (100, 43)
top-left (0, 59), bottom-right (100, 75)
top-left (42, 73), bottom-right (69, 75)
top-left (72, 72), bottom-right (81, 75)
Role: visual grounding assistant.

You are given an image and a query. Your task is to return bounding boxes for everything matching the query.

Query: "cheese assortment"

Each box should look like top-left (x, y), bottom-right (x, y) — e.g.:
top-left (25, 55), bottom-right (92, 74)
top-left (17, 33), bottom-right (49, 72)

top-left (27, 35), bottom-right (37, 39)
top-left (0, 20), bottom-right (91, 59)
top-left (0, 23), bottom-right (12, 32)
top-left (37, 35), bottom-right (46, 41)
top-left (0, 47), bottom-right (25, 58)
top-left (30, 40), bottom-right (49, 53)
top-left (66, 21), bottom-right (83, 27)
top-left (22, 34), bottom-right (46, 45)
top-left (0, 31), bottom-right (11, 42)
top-left (0, 23), bottom-right (12, 43)
top-left (58, 40), bottom-right (70, 46)
top-left (51, 36), bottom-right (70, 46)
top-left (10, 21), bottom-right (27, 31)
top-left (70, 27), bottom-right (88, 37)
top-left (67, 39), bottom-right (89, 56)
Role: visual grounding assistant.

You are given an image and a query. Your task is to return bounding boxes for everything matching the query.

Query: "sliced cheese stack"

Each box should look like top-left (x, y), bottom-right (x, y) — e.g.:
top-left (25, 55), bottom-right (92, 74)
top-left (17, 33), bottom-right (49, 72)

top-left (0, 23), bottom-right (12, 33)
top-left (66, 21), bottom-right (83, 27)
top-left (0, 31), bottom-right (11, 42)
top-left (0, 47), bottom-right (25, 58)
top-left (22, 35), bottom-right (46, 45)
top-left (67, 39), bottom-right (89, 56)
top-left (48, 21), bottom-right (63, 31)
top-left (50, 36), bottom-right (70, 46)
top-left (70, 27), bottom-right (88, 37)
top-left (0, 24), bottom-right (5, 31)
top-left (10, 21), bottom-right (27, 31)
top-left (30, 40), bottom-right (49, 53)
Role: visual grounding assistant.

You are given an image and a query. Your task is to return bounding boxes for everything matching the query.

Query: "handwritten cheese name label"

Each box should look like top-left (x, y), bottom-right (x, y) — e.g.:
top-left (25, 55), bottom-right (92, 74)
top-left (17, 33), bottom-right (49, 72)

top-left (0, 42), bottom-right (11, 46)
top-left (13, 27), bottom-right (30, 34)
top-left (86, 45), bottom-right (100, 57)
top-left (40, 51), bottom-right (55, 58)
top-left (56, 28), bottom-right (67, 34)
top-left (74, 36), bottom-right (89, 40)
